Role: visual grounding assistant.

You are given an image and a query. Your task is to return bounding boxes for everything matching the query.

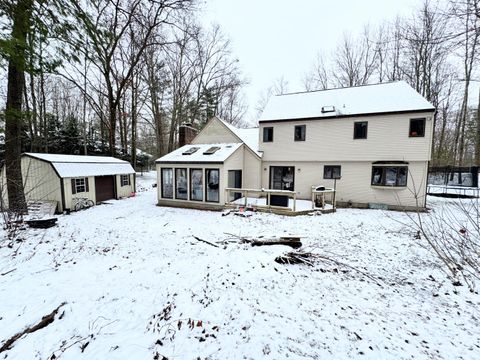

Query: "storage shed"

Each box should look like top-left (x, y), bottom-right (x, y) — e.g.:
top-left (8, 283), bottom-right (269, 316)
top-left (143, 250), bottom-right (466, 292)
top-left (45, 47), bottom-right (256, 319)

top-left (0, 153), bottom-right (136, 213)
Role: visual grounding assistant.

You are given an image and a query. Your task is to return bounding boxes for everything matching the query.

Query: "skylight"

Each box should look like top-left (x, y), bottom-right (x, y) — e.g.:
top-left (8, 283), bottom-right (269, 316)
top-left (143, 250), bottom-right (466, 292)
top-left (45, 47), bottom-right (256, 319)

top-left (321, 106), bottom-right (335, 113)
top-left (203, 146), bottom-right (221, 155)
top-left (182, 147), bottom-right (200, 155)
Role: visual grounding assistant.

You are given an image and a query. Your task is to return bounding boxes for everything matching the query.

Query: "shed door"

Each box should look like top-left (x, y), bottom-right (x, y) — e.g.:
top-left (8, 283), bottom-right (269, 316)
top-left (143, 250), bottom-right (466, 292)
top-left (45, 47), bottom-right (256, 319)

top-left (95, 176), bottom-right (115, 203)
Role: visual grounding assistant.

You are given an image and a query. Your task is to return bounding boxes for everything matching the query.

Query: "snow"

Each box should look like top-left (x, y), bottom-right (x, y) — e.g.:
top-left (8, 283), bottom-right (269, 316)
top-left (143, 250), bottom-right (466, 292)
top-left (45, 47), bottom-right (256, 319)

top-left (219, 119), bottom-right (261, 156)
top-left (259, 81), bottom-right (435, 122)
top-left (156, 143), bottom-right (243, 163)
top-left (231, 196), bottom-right (332, 211)
top-left (25, 153), bottom-right (135, 178)
top-left (0, 172), bottom-right (478, 359)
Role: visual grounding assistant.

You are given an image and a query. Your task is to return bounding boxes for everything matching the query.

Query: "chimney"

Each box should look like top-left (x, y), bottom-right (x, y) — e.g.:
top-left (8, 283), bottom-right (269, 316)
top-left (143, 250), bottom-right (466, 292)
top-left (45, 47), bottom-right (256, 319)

top-left (178, 123), bottom-right (197, 147)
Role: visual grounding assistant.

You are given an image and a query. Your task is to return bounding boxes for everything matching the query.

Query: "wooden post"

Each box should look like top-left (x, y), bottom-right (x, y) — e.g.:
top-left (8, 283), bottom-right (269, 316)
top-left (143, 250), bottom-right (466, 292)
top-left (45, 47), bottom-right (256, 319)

top-left (244, 191), bottom-right (248, 207)
top-left (293, 192), bottom-right (296, 212)
top-left (311, 190), bottom-right (315, 210)
top-left (267, 192), bottom-right (271, 209)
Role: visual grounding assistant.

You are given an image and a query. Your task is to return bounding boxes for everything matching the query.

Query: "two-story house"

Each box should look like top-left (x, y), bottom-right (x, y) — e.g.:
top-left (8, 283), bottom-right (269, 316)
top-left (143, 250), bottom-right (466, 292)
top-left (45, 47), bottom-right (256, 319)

top-left (156, 81), bottom-right (435, 211)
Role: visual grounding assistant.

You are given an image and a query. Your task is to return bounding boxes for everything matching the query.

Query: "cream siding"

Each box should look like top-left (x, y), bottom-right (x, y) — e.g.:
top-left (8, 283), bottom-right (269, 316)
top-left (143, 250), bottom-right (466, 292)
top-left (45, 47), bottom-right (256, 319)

top-left (242, 147), bottom-right (262, 189)
top-left (63, 176), bottom-right (96, 210)
top-left (261, 161), bottom-right (428, 208)
top-left (0, 157), bottom-right (62, 211)
top-left (192, 118), bottom-right (238, 144)
top-left (116, 174), bottom-right (135, 198)
top-left (259, 112), bottom-right (434, 162)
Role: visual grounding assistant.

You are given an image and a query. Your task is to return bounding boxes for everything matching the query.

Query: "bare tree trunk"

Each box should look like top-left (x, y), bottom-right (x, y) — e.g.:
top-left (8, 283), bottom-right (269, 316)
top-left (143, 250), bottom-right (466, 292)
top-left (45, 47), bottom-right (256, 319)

top-left (5, 0), bottom-right (32, 213)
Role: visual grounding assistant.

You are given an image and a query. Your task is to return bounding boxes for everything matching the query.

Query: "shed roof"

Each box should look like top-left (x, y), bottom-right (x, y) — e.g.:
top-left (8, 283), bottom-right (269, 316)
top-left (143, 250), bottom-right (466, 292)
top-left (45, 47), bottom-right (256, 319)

top-left (25, 153), bottom-right (135, 178)
top-left (259, 81), bottom-right (435, 122)
top-left (155, 143), bottom-right (242, 163)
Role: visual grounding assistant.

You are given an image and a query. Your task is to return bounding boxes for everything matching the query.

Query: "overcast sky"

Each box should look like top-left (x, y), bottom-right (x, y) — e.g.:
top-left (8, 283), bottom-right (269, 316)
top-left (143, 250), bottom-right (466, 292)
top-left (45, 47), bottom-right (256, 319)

top-left (201, 0), bottom-right (422, 124)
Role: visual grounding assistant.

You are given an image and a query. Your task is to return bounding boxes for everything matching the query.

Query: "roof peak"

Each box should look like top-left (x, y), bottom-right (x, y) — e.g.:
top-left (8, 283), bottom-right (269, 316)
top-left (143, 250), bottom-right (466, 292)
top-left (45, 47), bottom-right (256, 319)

top-left (275, 80), bottom-right (406, 97)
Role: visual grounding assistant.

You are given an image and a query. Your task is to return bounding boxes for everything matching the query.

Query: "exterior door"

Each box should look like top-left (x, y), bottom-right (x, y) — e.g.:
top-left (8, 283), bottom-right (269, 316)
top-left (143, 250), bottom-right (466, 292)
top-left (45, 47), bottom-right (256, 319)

top-left (228, 170), bottom-right (242, 200)
top-left (95, 176), bottom-right (115, 203)
top-left (270, 166), bottom-right (294, 191)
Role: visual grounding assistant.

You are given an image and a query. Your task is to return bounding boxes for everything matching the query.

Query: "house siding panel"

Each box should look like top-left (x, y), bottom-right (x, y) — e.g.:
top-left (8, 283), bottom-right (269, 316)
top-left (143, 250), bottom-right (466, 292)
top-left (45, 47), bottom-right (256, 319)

top-left (259, 112), bottom-right (434, 162)
top-left (192, 119), bottom-right (238, 144)
top-left (261, 160), bottom-right (428, 208)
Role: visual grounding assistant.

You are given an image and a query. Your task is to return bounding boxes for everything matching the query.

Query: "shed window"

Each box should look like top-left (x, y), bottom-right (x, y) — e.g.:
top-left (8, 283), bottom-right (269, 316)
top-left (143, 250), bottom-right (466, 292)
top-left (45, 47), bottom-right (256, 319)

top-left (371, 166), bottom-right (408, 187)
top-left (409, 118), bottom-right (425, 137)
top-left (263, 127), bottom-right (273, 142)
top-left (121, 174), bottom-right (130, 186)
top-left (72, 177), bottom-right (89, 194)
top-left (161, 168), bottom-right (173, 199)
top-left (175, 168), bottom-right (188, 200)
top-left (206, 169), bottom-right (219, 202)
top-left (190, 169), bottom-right (203, 201)
top-left (294, 125), bottom-right (306, 141)
top-left (324, 166), bottom-right (341, 179)
top-left (354, 121), bottom-right (368, 139)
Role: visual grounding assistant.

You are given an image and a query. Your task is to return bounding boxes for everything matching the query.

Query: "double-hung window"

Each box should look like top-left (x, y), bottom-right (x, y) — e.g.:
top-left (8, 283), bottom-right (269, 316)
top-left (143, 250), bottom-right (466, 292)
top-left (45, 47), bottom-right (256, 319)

top-left (294, 125), bottom-right (306, 141)
top-left (263, 127), bottom-right (274, 142)
top-left (121, 174), bottom-right (130, 186)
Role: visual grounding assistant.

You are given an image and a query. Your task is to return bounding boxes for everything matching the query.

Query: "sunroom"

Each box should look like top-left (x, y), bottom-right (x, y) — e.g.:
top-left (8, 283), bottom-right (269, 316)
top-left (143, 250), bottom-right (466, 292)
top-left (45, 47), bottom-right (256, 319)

top-left (155, 143), bottom-right (246, 210)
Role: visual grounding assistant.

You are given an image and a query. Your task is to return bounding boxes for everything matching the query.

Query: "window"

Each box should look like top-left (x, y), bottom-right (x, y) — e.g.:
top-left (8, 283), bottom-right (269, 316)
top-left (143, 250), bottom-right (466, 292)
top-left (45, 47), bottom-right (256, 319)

top-left (182, 147), bottom-right (200, 155)
top-left (263, 127), bottom-right (273, 142)
top-left (324, 166), bottom-right (341, 179)
top-left (354, 121), bottom-right (368, 139)
top-left (72, 177), bottom-right (89, 194)
top-left (161, 168), bottom-right (173, 198)
top-left (371, 166), bottom-right (408, 187)
top-left (206, 169), bottom-right (220, 202)
top-left (409, 118), bottom-right (425, 137)
top-left (203, 146), bottom-right (221, 155)
top-left (121, 174), bottom-right (130, 186)
top-left (270, 166), bottom-right (295, 191)
top-left (294, 125), bottom-right (306, 141)
top-left (175, 168), bottom-right (188, 200)
top-left (190, 169), bottom-right (203, 201)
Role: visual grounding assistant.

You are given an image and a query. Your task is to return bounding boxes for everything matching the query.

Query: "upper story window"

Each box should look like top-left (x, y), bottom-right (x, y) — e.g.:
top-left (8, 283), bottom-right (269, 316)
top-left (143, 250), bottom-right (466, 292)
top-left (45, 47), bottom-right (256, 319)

top-left (409, 118), bottom-right (426, 137)
top-left (324, 165), bottom-right (341, 179)
top-left (263, 127), bottom-right (274, 142)
top-left (294, 125), bottom-right (306, 141)
top-left (354, 121), bottom-right (368, 139)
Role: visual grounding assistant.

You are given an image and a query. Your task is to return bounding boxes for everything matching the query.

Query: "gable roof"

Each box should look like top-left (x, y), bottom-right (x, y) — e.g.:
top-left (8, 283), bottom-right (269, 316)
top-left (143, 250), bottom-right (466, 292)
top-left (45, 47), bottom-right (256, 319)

top-left (155, 143), bottom-right (243, 163)
top-left (24, 153), bottom-right (135, 178)
top-left (259, 81), bottom-right (435, 122)
top-left (215, 118), bottom-right (261, 157)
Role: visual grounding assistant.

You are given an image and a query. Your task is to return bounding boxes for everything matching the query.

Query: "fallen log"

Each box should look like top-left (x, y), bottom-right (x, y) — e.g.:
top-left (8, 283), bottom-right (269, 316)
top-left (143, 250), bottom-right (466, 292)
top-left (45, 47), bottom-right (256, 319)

top-left (0, 302), bottom-right (66, 353)
top-left (251, 238), bottom-right (302, 249)
top-left (193, 236), bottom-right (219, 248)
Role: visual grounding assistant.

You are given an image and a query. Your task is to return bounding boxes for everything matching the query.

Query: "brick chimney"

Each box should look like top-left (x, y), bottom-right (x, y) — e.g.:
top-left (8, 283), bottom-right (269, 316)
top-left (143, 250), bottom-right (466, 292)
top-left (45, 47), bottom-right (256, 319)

top-left (178, 123), bottom-right (197, 147)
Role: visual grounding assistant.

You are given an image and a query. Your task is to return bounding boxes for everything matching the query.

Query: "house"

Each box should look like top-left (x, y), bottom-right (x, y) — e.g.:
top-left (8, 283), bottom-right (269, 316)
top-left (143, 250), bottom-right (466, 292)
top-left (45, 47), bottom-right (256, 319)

top-left (1, 153), bottom-right (136, 213)
top-left (156, 119), bottom-right (262, 209)
top-left (156, 81), bottom-right (435, 211)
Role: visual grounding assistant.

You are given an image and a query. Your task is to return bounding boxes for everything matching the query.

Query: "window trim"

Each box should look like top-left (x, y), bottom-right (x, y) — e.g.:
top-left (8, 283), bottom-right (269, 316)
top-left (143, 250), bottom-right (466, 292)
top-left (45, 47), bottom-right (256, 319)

top-left (120, 174), bottom-right (130, 187)
top-left (189, 168), bottom-right (203, 202)
top-left (323, 165), bottom-right (341, 180)
top-left (161, 168), bottom-right (173, 199)
top-left (74, 177), bottom-right (88, 193)
top-left (174, 168), bottom-right (188, 200)
top-left (263, 127), bottom-right (274, 142)
top-left (205, 168), bottom-right (220, 203)
top-left (409, 118), bottom-right (426, 138)
top-left (371, 165), bottom-right (408, 187)
top-left (353, 121), bottom-right (368, 139)
top-left (294, 125), bottom-right (306, 141)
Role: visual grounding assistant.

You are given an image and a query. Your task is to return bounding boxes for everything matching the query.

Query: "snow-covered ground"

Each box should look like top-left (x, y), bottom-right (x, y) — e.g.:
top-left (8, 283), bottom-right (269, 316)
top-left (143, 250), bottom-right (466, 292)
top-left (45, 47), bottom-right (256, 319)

top-left (0, 171), bottom-right (478, 359)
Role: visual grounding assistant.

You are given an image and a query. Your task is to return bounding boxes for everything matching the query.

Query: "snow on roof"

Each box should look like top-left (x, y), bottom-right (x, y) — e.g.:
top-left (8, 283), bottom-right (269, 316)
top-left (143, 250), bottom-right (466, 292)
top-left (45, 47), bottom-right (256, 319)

top-left (155, 143), bottom-right (242, 163)
top-left (217, 119), bottom-right (261, 156)
top-left (25, 153), bottom-right (135, 178)
top-left (259, 81), bottom-right (435, 122)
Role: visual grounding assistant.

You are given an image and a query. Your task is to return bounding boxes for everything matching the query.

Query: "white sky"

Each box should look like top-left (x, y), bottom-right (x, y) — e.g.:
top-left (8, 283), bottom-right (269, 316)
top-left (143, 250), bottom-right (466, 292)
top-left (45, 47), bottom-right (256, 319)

top-left (201, 0), bottom-right (422, 123)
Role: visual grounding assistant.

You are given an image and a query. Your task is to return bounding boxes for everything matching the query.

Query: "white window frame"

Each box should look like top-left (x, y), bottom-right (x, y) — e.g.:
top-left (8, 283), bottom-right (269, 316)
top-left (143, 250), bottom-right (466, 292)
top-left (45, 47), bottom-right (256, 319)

top-left (75, 178), bottom-right (87, 193)
top-left (121, 174), bottom-right (130, 186)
